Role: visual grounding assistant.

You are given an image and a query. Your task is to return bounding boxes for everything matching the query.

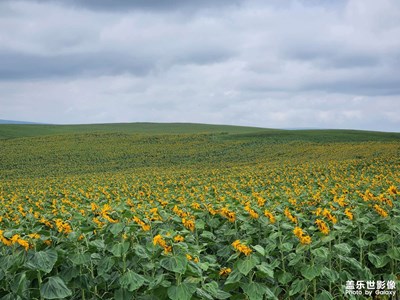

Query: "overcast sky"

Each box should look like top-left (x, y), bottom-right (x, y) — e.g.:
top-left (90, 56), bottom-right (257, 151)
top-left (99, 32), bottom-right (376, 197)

top-left (0, 0), bottom-right (399, 131)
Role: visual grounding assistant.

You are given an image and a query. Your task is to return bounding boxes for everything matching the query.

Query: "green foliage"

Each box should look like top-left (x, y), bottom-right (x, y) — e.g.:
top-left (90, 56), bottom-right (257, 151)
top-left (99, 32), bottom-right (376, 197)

top-left (0, 123), bottom-right (398, 299)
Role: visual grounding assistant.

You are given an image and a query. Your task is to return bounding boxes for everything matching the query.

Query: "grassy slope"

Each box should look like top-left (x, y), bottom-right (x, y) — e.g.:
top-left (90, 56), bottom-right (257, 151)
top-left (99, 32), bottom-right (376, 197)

top-left (0, 123), bottom-right (269, 139)
top-left (0, 123), bottom-right (399, 179)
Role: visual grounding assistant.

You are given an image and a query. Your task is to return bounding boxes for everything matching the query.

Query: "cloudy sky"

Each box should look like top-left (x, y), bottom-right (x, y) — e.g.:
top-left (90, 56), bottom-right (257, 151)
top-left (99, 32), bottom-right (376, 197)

top-left (1, 0), bottom-right (399, 131)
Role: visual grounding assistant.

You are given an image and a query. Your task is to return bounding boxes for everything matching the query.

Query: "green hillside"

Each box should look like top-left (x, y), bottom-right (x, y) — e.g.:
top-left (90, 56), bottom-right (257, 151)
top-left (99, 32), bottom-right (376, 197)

top-left (0, 123), bottom-right (268, 139)
top-left (0, 123), bottom-right (399, 179)
top-left (0, 123), bottom-right (399, 299)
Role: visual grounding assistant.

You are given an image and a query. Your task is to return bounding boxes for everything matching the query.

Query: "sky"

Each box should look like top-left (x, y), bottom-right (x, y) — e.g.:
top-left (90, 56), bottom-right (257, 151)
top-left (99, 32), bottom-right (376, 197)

top-left (0, 0), bottom-right (399, 131)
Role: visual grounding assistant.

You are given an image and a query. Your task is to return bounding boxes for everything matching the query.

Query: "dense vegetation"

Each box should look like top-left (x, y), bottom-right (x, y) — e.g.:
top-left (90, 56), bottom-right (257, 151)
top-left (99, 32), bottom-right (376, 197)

top-left (0, 123), bottom-right (399, 299)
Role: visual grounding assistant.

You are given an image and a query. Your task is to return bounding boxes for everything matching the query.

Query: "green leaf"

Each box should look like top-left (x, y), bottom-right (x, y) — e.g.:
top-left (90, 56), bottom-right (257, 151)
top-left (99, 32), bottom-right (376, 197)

top-left (207, 218), bottom-right (220, 229)
top-left (11, 272), bottom-right (29, 298)
top-left (40, 276), bottom-right (72, 299)
top-left (70, 253), bottom-right (90, 266)
top-left (388, 247), bottom-right (400, 260)
top-left (338, 255), bottom-right (363, 270)
top-left (277, 271), bottom-right (292, 285)
top-left (200, 231), bottom-right (216, 240)
top-left (195, 288), bottom-right (214, 300)
top-left (0, 295), bottom-right (22, 300)
top-left (133, 244), bottom-right (149, 259)
top-left (89, 239), bottom-right (105, 249)
top-left (167, 283), bottom-right (196, 300)
top-left (223, 229), bottom-right (237, 237)
top-left (333, 243), bottom-right (352, 255)
top-left (255, 263), bottom-right (274, 279)
top-left (355, 238), bottom-right (369, 248)
top-left (357, 217), bottom-right (369, 224)
top-left (280, 242), bottom-right (293, 251)
top-left (224, 271), bottom-right (242, 285)
top-left (316, 290), bottom-right (334, 300)
top-left (149, 274), bottom-right (165, 290)
top-left (203, 281), bottom-right (231, 299)
top-left (25, 249), bottom-right (58, 274)
top-left (367, 253), bottom-right (390, 268)
top-left (389, 223), bottom-right (400, 233)
top-left (289, 279), bottom-right (306, 296)
top-left (195, 219), bottom-right (205, 230)
top-left (252, 245), bottom-right (265, 256)
top-left (119, 270), bottom-right (146, 292)
top-left (111, 242), bottom-right (130, 257)
top-left (301, 265), bottom-right (321, 281)
top-left (160, 255), bottom-right (188, 274)
top-left (184, 277), bottom-right (202, 284)
top-left (59, 266), bottom-right (79, 282)
top-left (110, 223), bottom-right (125, 235)
top-left (320, 235), bottom-right (335, 243)
top-left (227, 252), bottom-right (240, 262)
top-left (288, 256), bottom-right (303, 267)
top-left (97, 256), bottom-right (115, 276)
top-left (114, 288), bottom-right (134, 300)
top-left (264, 242), bottom-right (277, 254)
top-left (374, 234), bottom-right (391, 244)
top-left (280, 223), bottom-right (293, 230)
top-left (312, 247), bottom-right (329, 259)
top-left (321, 267), bottom-right (339, 283)
top-left (265, 287), bottom-right (278, 300)
top-left (237, 255), bottom-right (258, 276)
top-left (197, 262), bottom-right (209, 271)
top-left (241, 282), bottom-right (276, 300)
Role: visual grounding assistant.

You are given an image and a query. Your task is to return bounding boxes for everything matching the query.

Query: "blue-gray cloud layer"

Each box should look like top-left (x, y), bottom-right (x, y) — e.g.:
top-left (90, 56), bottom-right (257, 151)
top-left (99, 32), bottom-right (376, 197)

top-left (0, 0), bottom-right (399, 131)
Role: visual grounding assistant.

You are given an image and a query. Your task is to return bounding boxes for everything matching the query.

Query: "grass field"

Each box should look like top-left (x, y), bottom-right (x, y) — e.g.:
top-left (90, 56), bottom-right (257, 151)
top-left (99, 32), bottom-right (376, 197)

top-left (0, 123), bottom-right (399, 299)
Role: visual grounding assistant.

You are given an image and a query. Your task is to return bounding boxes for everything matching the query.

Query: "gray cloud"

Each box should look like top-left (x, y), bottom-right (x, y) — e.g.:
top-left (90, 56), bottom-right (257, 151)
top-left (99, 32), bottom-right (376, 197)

top-left (0, 47), bottom-right (233, 79)
top-left (29, 0), bottom-right (244, 12)
top-left (0, 0), bottom-right (399, 131)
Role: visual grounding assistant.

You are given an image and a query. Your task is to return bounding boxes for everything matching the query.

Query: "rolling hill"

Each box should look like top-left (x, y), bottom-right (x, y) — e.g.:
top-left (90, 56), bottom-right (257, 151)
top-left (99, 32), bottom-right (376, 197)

top-left (0, 122), bottom-right (399, 179)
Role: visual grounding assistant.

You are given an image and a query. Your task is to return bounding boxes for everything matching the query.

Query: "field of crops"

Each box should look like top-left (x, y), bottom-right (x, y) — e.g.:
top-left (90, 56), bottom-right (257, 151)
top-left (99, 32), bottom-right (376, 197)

top-left (0, 124), bottom-right (399, 299)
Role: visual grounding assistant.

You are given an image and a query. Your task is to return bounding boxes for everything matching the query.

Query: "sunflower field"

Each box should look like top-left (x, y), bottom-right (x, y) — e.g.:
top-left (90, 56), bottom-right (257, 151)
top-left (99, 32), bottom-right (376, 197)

top-left (0, 125), bottom-right (399, 299)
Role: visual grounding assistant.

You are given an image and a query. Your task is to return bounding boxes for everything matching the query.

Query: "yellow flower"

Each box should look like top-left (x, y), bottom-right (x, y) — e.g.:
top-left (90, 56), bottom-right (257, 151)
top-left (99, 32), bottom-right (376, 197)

top-left (373, 204), bottom-right (388, 218)
top-left (153, 234), bottom-right (171, 253)
top-left (264, 210), bottom-right (276, 224)
top-left (219, 267), bottom-right (232, 276)
top-left (315, 219), bottom-right (330, 235)
top-left (0, 230), bottom-right (12, 246)
top-left (293, 226), bottom-right (312, 245)
top-left (299, 235), bottom-right (312, 245)
top-left (322, 209), bottom-right (337, 224)
top-left (192, 202), bottom-right (201, 210)
top-left (182, 218), bottom-right (195, 232)
top-left (153, 234), bottom-right (165, 246)
top-left (11, 234), bottom-right (20, 243)
top-left (28, 233), bottom-right (41, 239)
top-left (174, 235), bottom-right (184, 242)
top-left (284, 208), bottom-right (297, 224)
top-left (388, 185), bottom-right (398, 195)
top-left (293, 227), bottom-right (303, 238)
top-left (245, 205), bottom-right (259, 219)
top-left (133, 216), bottom-right (151, 231)
top-left (163, 245), bottom-right (172, 254)
top-left (55, 219), bottom-right (72, 234)
top-left (17, 238), bottom-right (30, 251)
top-left (91, 203), bottom-right (98, 211)
top-left (231, 240), bottom-right (252, 256)
top-left (344, 208), bottom-right (353, 220)
top-left (220, 207), bottom-right (236, 222)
